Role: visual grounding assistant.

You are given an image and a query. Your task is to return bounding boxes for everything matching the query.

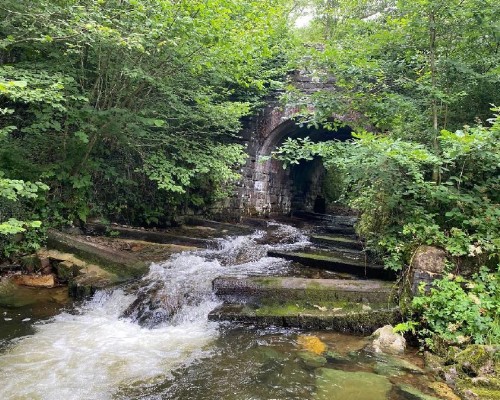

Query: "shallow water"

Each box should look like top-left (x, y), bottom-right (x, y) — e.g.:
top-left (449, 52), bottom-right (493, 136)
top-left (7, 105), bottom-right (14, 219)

top-left (0, 223), bottom-right (444, 400)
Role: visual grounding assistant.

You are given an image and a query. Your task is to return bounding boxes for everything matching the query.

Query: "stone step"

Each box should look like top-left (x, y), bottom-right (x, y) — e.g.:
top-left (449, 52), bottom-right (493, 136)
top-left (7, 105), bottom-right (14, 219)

top-left (183, 217), bottom-right (254, 235)
top-left (47, 230), bottom-right (148, 279)
top-left (208, 303), bottom-right (400, 334)
top-left (84, 223), bottom-right (212, 247)
top-left (322, 225), bottom-right (357, 236)
top-left (292, 211), bottom-right (358, 227)
top-left (212, 276), bottom-right (396, 304)
top-left (310, 234), bottom-right (364, 251)
top-left (267, 249), bottom-right (395, 280)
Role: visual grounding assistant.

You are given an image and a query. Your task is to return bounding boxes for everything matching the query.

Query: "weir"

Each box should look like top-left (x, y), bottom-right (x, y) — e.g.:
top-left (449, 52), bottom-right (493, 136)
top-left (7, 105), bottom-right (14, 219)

top-left (0, 221), bottom-right (444, 399)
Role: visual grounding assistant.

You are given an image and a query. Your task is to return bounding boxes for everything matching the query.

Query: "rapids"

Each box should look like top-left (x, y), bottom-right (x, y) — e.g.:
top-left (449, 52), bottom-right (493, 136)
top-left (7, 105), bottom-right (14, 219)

top-left (0, 223), bottom-right (309, 400)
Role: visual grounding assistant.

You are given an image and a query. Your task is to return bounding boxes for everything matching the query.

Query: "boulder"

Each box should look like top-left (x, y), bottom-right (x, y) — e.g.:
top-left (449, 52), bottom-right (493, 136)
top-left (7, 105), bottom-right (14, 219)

top-left (367, 325), bottom-right (406, 355)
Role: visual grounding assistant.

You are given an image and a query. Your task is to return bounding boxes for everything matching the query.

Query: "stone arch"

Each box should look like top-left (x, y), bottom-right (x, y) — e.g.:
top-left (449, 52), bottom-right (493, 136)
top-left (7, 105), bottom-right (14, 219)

top-left (216, 70), bottom-right (363, 219)
top-left (235, 102), bottom-right (353, 216)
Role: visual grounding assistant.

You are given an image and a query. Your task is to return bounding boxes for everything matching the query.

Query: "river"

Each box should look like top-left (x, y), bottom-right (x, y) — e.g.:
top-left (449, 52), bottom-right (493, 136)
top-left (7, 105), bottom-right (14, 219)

top-left (0, 223), bottom-right (443, 399)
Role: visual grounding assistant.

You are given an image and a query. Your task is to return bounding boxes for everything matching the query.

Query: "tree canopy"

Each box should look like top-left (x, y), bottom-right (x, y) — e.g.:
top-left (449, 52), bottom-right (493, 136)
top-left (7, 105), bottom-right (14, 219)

top-left (0, 0), bottom-right (297, 253)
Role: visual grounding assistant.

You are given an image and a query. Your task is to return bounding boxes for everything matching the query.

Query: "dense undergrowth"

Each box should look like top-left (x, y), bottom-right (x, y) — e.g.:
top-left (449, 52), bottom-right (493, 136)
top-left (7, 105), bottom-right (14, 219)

top-left (272, 0), bottom-right (500, 348)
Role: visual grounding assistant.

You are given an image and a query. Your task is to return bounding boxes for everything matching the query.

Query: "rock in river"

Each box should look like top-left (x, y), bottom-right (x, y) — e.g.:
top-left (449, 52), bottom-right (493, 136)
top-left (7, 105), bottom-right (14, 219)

top-left (366, 325), bottom-right (406, 355)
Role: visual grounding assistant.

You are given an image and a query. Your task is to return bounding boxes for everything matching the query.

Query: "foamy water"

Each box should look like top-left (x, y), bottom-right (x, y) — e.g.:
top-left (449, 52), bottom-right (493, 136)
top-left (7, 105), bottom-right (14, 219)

top-left (0, 223), bottom-right (310, 400)
top-left (0, 290), bottom-right (219, 399)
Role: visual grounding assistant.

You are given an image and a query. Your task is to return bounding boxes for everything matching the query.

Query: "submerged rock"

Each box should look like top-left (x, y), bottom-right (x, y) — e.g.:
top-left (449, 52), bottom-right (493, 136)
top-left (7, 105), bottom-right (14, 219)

top-left (373, 355), bottom-right (424, 377)
top-left (121, 281), bottom-right (182, 327)
top-left (298, 351), bottom-right (327, 368)
top-left (366, 325), bottom-right (406, 355)
top-left (324, 351), bottom-right (349, 363)
top-left (12, 274), bottom-right (55, 288)
top-left (396, 383), bottom-right (441, 400)
top-left (315, 368), bottom-right (391, 400)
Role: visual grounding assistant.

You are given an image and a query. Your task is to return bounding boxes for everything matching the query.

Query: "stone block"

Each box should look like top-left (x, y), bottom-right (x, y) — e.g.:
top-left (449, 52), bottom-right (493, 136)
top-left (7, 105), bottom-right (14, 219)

top-left (411, 246), bottom-right (447, 295)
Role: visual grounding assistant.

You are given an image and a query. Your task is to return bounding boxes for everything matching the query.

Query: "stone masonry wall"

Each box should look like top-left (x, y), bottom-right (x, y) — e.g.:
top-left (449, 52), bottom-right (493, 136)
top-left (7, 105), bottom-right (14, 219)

top-left (212, 70), bottom-right (346, 219)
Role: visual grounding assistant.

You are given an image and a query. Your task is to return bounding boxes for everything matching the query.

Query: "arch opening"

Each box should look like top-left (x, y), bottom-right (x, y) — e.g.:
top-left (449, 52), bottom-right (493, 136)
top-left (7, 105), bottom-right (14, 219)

top-left (251, 120), bottom-right (353, 216)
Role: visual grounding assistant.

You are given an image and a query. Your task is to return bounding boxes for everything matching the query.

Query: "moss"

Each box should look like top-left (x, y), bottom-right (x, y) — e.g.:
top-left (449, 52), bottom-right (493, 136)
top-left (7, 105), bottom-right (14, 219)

top-left (297, 351), bottom-right (327, 368)
top-left (428, 382), bottom-right (461, 400)
top-left (305, 281), bottom-right (323, 289)
top-left (460, 386), bottom-right (500, 400)
top-left (455, 345), bottom-right (491, 376)
top-left (254, 300), bottom-right (362, 317)
top-left (252, 277), bottom-right (282, 288)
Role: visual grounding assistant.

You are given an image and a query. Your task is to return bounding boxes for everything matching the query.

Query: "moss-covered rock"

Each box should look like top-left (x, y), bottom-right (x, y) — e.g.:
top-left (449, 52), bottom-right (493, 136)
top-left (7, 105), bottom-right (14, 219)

top-left (428, 382), bottom-right (461, 400)
top-left (395, 384), bottom-right (441, 400)
top-left (455, 345), bottom-right (499, 377)
top-left (54, 260), bottom-right (78, 283)
top-left (461, 387), bottom-right (500, 400)
top-left (324, 351), bottom-right (349, 363)
top-left (426, 344), bottom-right (500, 400)
top-left (373, 355), bottom-right (425, 377)
top-left (298, 351), bottom-right (328, 368)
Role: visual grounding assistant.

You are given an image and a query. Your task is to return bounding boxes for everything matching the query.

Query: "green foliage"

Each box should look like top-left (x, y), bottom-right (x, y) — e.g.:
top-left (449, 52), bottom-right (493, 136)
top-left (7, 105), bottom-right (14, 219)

top-left (393, 320), bottom-right (419, 335)
top-left (276, 0), bottom-right (500, 349)
top-left (0, 172), bottom-right (48, 256)
top-left (412, 266), bottom-right (500, 348)
top-left (0, 0), bottom-right (297, 249)
top-left (270, 109), bottom-right (500, 271)
top-left (290, 0), bottom-right (500, 138)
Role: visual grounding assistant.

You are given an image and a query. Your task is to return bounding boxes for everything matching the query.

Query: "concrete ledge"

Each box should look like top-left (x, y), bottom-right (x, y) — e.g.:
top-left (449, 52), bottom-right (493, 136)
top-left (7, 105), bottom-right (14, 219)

top-left (47, 230), bottom-right (148, 279)
top-left (310, 235), bottom-right (363, 251)
top-left (84, 223), bottom-right (212, 247)
top-left (208, 303), bottom-right (401, 334)
top-left (213, 276), bottom-right (396, 304)
top-left (267, 250), bottom-right (395, 280)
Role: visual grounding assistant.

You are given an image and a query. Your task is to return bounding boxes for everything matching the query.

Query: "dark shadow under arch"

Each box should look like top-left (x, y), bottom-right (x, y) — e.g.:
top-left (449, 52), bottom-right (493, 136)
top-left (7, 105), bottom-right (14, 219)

top-left (253, 119), bottom-right (353, 215)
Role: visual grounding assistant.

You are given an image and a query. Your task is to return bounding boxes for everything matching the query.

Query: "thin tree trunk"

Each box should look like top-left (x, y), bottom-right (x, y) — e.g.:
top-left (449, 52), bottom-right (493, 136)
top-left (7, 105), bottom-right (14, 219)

top-left (429, 11), bottom-right (441, 184)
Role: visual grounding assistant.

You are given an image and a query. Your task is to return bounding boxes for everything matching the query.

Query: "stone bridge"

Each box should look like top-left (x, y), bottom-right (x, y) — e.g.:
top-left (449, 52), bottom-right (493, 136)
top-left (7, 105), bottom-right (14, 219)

top-left (219, 71), bottom-right (359, 218)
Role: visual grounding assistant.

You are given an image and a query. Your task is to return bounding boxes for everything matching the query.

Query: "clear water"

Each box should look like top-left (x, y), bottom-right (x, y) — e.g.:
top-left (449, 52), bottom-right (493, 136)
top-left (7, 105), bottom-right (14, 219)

top-left (0, 223), bottom-right (443, 400)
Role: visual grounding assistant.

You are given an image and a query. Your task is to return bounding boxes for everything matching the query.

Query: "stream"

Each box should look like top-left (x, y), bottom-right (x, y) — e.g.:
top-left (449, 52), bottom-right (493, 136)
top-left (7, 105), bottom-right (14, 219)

top-left (0, 223), bottom-right (443, 400)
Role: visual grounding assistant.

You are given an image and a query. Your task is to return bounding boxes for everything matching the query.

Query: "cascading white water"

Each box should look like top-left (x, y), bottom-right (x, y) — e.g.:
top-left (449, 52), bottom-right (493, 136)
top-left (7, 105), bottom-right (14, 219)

top-left (0, 223), bottom-right (309, 400)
